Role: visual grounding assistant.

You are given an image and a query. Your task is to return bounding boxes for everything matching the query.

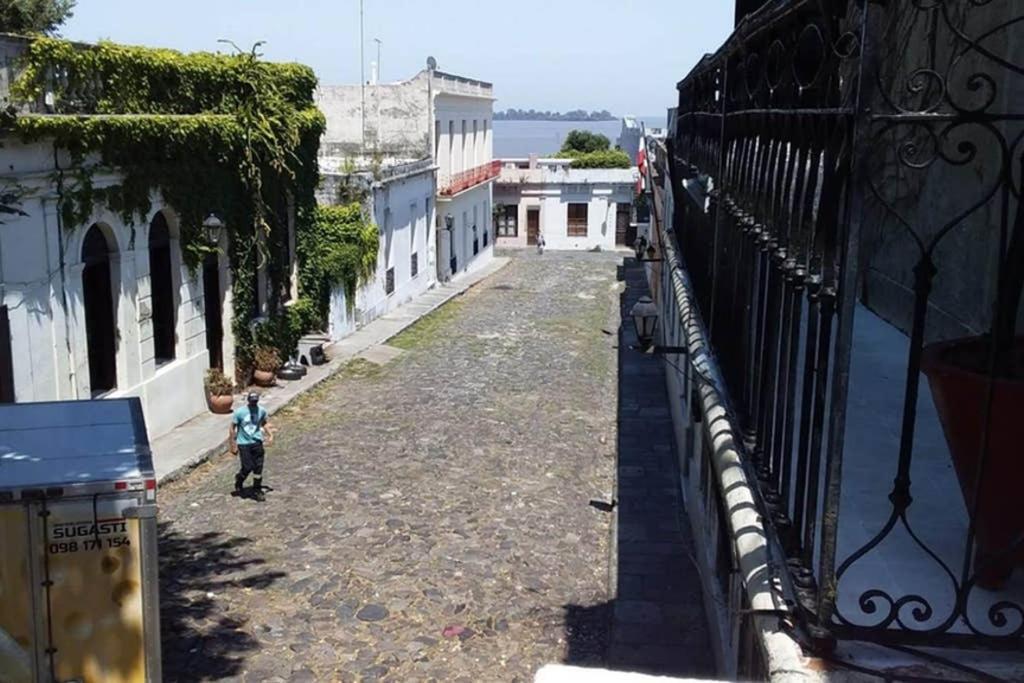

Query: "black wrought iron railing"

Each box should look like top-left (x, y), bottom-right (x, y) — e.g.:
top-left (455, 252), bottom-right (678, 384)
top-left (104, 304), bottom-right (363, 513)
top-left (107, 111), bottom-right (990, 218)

top-left (669, 0), bottom-right (1024, 661)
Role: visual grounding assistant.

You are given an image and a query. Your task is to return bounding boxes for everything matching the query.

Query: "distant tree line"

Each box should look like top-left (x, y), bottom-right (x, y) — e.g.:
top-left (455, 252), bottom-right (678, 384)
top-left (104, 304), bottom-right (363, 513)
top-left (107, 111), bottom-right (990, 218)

top-left (494, 108), bottom-right (616, 122)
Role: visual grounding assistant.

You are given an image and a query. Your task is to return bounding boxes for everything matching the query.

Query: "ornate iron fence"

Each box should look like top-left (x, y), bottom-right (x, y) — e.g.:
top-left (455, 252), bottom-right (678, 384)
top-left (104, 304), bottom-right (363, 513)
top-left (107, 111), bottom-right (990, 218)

top-left (670, 0), bottom-right (1024, 662)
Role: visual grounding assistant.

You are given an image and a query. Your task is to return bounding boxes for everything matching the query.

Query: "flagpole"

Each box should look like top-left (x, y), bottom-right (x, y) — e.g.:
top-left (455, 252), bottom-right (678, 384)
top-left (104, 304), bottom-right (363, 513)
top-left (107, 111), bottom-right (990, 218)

top-left (360, 0), bottom-right (365, 149)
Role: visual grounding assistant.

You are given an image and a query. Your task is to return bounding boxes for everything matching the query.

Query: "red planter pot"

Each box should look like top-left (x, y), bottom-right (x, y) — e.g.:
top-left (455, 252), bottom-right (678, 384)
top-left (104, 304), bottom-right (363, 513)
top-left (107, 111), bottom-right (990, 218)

top-left (921, 336), bottom-right (1024, 588)
top-left (208, 393), bottom-right (233, 414)
top-left (253, 369), bottom-right (276, 387)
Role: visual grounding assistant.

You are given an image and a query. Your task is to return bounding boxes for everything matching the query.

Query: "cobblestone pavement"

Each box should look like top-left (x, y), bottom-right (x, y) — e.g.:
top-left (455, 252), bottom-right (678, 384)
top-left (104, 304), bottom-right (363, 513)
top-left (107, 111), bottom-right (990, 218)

top-left (158, 251), bottom-right (624, 682)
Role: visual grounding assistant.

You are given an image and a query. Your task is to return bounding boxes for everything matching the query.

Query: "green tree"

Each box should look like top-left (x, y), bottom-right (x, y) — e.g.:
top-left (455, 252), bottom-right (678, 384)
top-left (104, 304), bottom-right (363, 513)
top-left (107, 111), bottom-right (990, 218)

top-left (561, 129), bottom-right (611, 154)
top-left (0, 0), bottom-right (75, 34)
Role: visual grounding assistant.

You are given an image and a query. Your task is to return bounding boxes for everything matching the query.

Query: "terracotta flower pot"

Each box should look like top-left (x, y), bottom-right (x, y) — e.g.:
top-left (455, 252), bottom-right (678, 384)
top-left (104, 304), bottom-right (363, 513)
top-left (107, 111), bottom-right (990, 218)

top-left (921, 336), bottom-right (1024, 588)
top-left (208, 393), bottom-right (233, 414)
top-left (253, 369), bottom-right (276, 387)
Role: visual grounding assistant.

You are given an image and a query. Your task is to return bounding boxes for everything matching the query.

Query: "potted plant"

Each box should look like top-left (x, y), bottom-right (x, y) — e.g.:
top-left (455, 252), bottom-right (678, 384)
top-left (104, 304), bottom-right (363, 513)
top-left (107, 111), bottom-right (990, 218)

top-left (204, 368), bottom-right (234, 414)
top-left (252, 345), bottom-right (281, 387)
top-left (921, 180), bottom-right (1024, 588)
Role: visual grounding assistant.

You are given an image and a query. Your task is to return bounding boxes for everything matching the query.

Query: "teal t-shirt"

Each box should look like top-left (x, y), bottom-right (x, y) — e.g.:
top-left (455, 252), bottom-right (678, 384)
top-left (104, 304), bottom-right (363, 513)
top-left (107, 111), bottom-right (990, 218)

top-left (233, 405), bottom-right (268, 445)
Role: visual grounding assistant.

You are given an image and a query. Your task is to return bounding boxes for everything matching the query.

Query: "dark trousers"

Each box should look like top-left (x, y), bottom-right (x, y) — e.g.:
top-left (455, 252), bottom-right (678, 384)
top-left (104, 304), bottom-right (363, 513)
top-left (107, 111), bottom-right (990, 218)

top-left (237, 443), bottom-right (265, 484)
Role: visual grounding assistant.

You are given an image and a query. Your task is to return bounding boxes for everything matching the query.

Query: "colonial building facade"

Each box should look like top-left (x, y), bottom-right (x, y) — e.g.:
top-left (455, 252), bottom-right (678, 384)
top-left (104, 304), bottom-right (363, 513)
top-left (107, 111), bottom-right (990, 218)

top-left (493, 158), bottom-right (638, 251)
top-left (0, 136), bottom-right (239, 438)
top-left (0, 35), bottom-right (306, 439)
top-left (431, 70), bottom-right (497, 281)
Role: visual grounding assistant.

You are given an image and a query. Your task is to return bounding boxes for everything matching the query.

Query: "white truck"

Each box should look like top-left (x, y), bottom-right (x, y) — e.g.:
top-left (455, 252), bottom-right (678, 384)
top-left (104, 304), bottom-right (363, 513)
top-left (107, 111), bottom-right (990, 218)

top-left (0, 398), bottom-right (161, 683)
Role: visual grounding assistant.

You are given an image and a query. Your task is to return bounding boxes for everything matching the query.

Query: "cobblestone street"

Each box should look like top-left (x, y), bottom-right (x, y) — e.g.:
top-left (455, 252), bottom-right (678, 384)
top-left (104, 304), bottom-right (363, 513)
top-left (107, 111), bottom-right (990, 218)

top-left (157, 251), bottom-right (624, 682)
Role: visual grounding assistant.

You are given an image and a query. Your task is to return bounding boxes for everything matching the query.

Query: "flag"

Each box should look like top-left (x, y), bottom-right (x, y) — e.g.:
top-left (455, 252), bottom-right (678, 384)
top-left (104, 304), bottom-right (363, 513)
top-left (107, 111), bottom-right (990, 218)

top-left (636, 137), bottom-right (647, 194)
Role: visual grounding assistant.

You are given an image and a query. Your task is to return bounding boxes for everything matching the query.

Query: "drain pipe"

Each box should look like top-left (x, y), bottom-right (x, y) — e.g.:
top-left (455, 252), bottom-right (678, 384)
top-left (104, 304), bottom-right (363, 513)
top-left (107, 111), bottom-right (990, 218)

top-left (52, 143), bottom-right (77, 396)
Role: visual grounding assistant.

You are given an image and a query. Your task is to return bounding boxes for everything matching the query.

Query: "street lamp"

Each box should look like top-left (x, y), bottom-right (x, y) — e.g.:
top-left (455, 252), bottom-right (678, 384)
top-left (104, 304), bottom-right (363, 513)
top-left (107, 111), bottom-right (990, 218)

top-left (444, 213), bottom-right (454, 231)
top-left (633, 235), bottom-right (663, 263)
top-left (628, 295), bottom-right (687, 354)
top-left (633, 235), bottom-right (648, 260)
top-left (203, 213), bottom-right (224, 246)
top-left (630, 295), bottom-right (659, 349)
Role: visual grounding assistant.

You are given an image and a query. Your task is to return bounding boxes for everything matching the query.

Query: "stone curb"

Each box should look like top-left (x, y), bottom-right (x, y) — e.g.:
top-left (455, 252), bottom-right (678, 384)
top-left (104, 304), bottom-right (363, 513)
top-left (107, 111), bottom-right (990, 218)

top-left (157, 259), bottom-right (509, 486)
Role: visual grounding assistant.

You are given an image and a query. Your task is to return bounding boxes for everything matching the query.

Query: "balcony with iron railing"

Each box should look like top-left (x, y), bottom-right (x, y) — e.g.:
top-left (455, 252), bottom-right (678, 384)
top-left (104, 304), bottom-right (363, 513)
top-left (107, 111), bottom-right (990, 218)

top-left (438, 160), bottom-right (500, 197)
top-left (657, 0), bottom-right (1024, 679)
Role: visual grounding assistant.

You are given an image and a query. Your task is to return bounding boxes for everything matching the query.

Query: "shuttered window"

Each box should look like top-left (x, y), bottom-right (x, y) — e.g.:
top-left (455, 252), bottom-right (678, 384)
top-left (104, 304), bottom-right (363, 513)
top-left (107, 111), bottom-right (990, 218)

top-left (567, 203), bottom-right (588, 237)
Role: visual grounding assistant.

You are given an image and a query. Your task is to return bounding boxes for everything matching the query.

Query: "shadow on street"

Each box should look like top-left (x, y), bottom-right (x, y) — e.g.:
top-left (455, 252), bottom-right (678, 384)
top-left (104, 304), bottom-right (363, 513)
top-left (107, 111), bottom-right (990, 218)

top-left (159, 522), bottom-right (287, 681)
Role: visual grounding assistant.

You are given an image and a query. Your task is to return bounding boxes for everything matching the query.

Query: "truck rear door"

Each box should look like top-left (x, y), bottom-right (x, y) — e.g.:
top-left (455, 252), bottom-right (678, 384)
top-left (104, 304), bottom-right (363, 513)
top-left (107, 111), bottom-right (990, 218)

top-left (41, 493), bottom-right (150, 683)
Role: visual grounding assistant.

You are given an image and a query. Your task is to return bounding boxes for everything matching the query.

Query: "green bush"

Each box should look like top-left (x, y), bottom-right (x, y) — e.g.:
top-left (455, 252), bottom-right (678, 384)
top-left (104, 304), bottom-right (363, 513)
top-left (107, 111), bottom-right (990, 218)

top-left (254, 297), bottom-right (320, 361)
top-left (557, 149), bottom-right (632, 169)
top-left (204, 368), bottom-right (234, 395)
top-left (253, 345), bottom-right (282, 372)
top-left (561, 130), bottom-right (611, 154)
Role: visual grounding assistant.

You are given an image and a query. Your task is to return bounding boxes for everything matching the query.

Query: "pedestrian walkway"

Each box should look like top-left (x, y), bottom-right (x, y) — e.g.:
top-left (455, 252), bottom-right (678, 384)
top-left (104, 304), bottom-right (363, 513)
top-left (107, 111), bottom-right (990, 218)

top-left (609, 259), bottom-right (715, 677)
top-left (153, 257), bottom-right (508, 482)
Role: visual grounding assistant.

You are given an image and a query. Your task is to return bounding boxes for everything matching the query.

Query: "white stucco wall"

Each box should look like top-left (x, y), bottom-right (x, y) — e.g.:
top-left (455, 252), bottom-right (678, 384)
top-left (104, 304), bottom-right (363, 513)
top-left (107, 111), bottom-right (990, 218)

top-left (432, 78), bottom-right (495, 281)
top-left (437, 182), bottom-right (494, 282)
top-left (327, 166), bottom-right (437, 340)
top-left (433, 91), bottom-right (494, 190)
top-left (0, 137), bottom-right (236, 439)
top-left (618, 116), bottom-right (642, 164)
top-left (316, 71), bottom-right (432, 159)
top-left (493, 167), bottom-right (637, 251)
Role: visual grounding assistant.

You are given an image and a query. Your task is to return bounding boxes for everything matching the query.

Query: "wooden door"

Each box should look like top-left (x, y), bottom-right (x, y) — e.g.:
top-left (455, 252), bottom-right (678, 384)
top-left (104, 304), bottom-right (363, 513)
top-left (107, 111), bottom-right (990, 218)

top-left (203, 254), bottom-right (223, 370)
top-left (616, 203), bottom-right (631, 245)
top-left (83, 258), bottom-right (117, 394)
top-left (527, 208), bottom-right (540, 246)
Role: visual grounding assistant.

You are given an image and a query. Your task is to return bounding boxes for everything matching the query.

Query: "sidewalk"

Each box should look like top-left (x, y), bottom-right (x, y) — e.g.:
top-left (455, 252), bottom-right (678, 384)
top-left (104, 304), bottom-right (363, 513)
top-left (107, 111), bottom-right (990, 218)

top-left (609, 258), bottom-right (714, 676)
top-left (153, 257), bottom-right (509, 483)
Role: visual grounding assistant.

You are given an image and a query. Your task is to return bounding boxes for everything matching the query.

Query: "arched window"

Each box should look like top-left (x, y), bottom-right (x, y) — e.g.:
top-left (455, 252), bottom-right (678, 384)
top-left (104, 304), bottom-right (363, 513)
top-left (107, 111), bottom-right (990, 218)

top-left (82, 224), bottom-right (117, 394)
top-left (148, 212), bottom-right (176, 363)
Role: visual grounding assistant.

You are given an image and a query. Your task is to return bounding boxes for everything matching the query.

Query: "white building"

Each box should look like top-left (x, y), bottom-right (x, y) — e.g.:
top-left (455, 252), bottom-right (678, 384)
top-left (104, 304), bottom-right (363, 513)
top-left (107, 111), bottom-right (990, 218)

top-left (431, 69), bottom-right (497, 281)
top-left (617, 116), bottom-right (643, 165)
top-left (0, 137), bottom-right (241, 438)
top-left (0, 35), bottom-right (307, 439)
top-left (314, 160), bottom-right (437, 341)
top-left (317, 62), bottom-right (497, 301)
top-left (493, 158), bottom-right (638, 251)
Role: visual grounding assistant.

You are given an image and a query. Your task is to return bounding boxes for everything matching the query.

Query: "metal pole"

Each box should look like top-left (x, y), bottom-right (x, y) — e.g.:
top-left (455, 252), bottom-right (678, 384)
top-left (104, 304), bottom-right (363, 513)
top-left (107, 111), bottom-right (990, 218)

top-left (374, 38), bottom-right (382, 83)
top-left (374, 39), bottom-right (382, 150)
top-left (359, 0), bottom-right (365, 149)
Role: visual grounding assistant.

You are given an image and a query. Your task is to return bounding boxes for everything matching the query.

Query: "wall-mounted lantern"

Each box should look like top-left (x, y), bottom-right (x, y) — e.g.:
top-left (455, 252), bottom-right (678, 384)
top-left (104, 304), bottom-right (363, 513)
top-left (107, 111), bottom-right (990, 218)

top-left (630, 295), bottom-right (659, 349)
top-left (203, 213), bottom-right (225, 246)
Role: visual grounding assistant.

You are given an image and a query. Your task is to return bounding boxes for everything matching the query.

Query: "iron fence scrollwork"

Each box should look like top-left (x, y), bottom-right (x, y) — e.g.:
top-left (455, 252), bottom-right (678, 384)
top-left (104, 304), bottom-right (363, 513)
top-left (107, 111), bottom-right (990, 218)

top-left (670, 0), bottom-right (1024, 664)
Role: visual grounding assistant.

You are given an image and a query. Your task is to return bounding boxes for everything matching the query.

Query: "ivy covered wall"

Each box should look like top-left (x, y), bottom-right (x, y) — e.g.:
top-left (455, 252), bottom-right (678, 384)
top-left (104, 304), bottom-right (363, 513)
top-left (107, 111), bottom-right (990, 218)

top-left (2, 37), bottom-right (379, 379)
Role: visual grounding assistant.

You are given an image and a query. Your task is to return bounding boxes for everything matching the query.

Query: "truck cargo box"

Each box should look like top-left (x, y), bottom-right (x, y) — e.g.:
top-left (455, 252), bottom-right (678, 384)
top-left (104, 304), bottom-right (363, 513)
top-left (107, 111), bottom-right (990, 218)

top-left (0, 398), bottom-right (160, 683)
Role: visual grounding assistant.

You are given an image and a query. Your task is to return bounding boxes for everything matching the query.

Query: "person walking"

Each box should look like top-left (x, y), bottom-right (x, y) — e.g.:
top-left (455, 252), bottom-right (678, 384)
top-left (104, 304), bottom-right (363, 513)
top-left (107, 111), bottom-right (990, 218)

top-left (230, 391), bottom-right (274, 501)
top-left (537, 232), bottom-right (545, 255)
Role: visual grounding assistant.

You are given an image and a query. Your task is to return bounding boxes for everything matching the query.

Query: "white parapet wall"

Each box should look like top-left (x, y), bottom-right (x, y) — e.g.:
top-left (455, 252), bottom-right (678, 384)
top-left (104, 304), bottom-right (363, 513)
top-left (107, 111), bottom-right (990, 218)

top-left (535, 664), bottom-right (727, 683)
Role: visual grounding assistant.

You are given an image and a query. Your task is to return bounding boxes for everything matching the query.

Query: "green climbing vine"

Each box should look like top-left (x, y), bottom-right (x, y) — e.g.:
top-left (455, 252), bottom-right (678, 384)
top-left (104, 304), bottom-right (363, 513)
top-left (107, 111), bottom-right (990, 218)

top-left (298, 203), bottom-right (379, 322)
top-left (4, 37), bottom-right (332, 379)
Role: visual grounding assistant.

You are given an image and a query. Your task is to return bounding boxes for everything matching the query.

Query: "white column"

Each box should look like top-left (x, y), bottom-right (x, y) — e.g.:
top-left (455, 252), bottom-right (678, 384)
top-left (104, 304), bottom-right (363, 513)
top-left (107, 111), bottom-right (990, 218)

top-left (219, 243), bottom-right (236, 382)
top-left (138, 244), bottom-right (157, 380)
top-left (484, 119), bottom-right (492, 163)
top-left (114, 249), bottom-right (142, 389)
top-left (65, 262), bottom-right (91, 398)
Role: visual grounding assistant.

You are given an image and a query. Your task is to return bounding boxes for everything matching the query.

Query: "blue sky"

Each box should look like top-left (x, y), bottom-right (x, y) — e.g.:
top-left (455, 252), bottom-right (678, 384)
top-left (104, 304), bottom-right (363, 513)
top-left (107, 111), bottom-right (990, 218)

top-left (61, 1), bottom-right (734, 116)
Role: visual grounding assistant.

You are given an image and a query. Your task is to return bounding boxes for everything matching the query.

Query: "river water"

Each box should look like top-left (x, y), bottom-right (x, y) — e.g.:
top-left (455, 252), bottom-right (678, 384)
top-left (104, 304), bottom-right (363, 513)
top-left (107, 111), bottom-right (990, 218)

top-left (492, 117), bottom-right (666, 159)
